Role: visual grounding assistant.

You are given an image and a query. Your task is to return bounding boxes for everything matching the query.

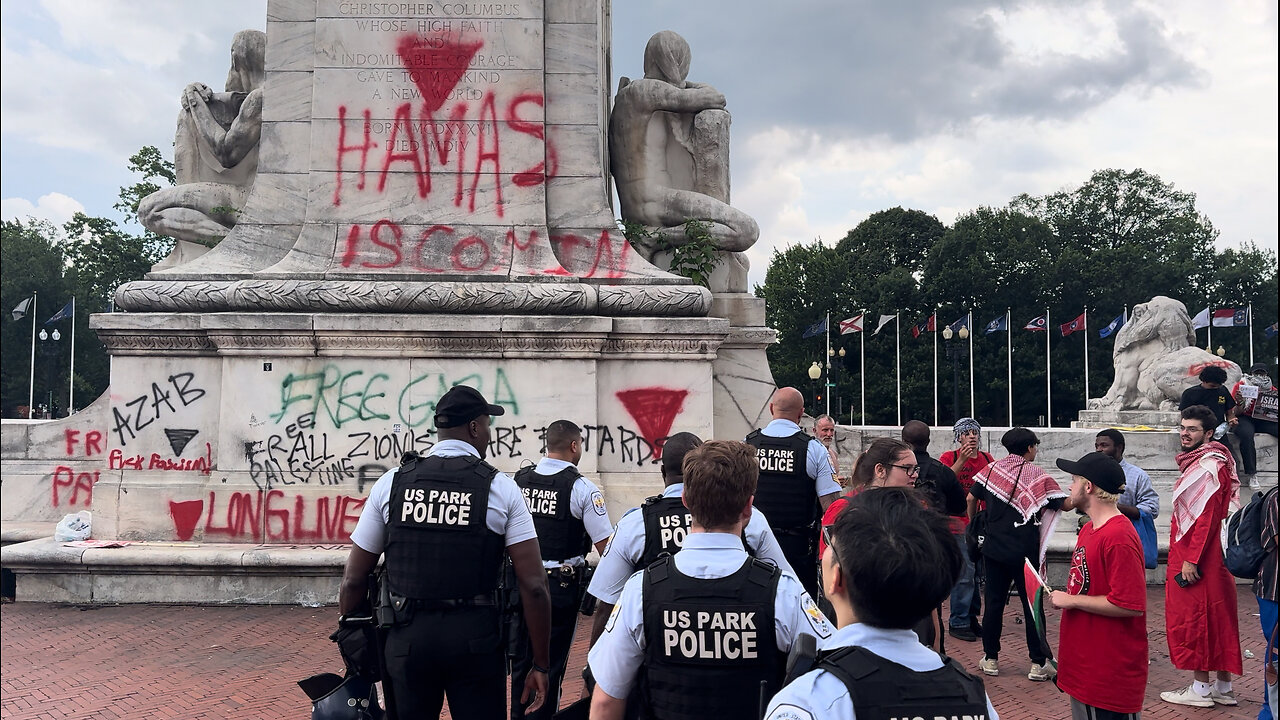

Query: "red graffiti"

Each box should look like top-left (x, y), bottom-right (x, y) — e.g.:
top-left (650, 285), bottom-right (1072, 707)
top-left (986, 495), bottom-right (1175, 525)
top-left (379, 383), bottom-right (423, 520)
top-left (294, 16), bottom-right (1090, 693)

top-left (1188, 360), bottom-right (1234, 376)
top-left (51, 466), bottom-right (98, 507)
top-left (64, 429), bottom-right (104, 457)
top-left (615, 388), bottom-right (690, 459)
top-left (169, 500), bottom-right (204, 541)
top-left (551, 231), bottom-right (631, 279)
top-left (396, 33), bottom-right (484, 113)
top-left (342, 222), bottom-right (573, 275)
top-left (200, 490), bottom-right (365, 543)
top-left (109, 442), bottom-right (212, 475)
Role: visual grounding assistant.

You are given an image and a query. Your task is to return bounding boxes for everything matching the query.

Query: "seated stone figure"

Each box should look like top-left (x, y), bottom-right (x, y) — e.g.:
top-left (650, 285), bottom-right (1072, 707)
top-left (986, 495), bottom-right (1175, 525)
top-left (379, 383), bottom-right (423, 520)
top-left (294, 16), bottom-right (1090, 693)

top-left (138, 30), bottom-right (265, 261)
top-left (610, 30), bottom-right (759, 290)
top-left (1092, 295), bottom-right (1241, 411)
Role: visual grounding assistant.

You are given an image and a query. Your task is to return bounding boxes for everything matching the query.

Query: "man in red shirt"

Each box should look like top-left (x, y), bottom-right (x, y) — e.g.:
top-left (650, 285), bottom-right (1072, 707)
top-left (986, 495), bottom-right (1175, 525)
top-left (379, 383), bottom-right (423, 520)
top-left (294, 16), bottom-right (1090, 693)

top-left (1161, 404), bottom-right (1243, 708)
top-left (1050, 451), bottom-right (1147, 719)
top-left (940, 417), bottom-right (994, 642)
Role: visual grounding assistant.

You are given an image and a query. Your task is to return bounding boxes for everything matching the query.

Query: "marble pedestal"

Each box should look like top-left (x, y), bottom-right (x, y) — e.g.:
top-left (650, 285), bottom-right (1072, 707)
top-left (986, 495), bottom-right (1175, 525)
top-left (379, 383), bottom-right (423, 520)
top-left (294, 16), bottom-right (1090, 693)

top-left (1073, 409), bottom-right (1182, 429)
top-left (84, 311), bottom-right (729, 542)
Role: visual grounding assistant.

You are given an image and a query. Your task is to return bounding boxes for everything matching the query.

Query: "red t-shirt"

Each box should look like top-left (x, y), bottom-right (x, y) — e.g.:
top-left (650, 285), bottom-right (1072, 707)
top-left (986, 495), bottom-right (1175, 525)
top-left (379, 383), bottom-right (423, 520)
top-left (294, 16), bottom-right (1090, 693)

top-left (938, 449), bottom-right (993, 533)
top-left (1056, 514), bottom-right (1148, 713)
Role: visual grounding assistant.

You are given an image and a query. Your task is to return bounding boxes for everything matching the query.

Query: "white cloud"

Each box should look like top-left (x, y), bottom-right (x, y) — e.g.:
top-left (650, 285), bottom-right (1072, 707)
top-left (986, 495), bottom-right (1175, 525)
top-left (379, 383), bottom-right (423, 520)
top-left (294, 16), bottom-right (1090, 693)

top-left (2, 192), bottom-right (84, 226)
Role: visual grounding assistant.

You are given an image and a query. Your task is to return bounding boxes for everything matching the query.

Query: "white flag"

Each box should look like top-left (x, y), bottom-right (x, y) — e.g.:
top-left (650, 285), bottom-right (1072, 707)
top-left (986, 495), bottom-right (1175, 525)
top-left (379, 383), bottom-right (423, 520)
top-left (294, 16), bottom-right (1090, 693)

top-left (873, 314), bottom-right (896, 335)
top-left (10, 297), bottom-right (32, 321)
top-left (1191, 307), bottom-right (1210, 330)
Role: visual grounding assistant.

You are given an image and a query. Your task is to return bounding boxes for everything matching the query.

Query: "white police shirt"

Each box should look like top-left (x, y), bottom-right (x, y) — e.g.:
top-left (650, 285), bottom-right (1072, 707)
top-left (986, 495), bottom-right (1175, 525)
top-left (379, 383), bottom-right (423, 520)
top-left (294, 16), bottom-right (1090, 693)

top-left (760, 419), bottom-right (842, 496)
top-left (528, 457), bottom-right (615, 568)
top-left (586, 483), bottom-right (797, 604)
top-left (764, 624), bottom-right (1000, 720)
top-left (587, 532), bottom-right (833, 700)
top-left (349, 439), bottom-right (537, 553)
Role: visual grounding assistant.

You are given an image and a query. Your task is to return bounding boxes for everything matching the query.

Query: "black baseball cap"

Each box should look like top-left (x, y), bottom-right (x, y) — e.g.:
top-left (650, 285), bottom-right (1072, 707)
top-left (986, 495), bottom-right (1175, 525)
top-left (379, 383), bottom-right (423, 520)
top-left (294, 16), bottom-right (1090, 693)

top-left (434, 385), bottom-right (504, 428)
top-left (1056, 451), bottom-right (1126, 494)
top-left (1249, 362), bottom-right (1268, 374)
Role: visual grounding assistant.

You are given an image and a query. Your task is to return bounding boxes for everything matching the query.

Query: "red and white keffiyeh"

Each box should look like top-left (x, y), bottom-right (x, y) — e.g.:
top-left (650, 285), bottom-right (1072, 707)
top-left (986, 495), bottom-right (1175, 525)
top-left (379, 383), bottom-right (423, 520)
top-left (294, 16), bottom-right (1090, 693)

top-left (1172, 440), bottom-right (1240, 542)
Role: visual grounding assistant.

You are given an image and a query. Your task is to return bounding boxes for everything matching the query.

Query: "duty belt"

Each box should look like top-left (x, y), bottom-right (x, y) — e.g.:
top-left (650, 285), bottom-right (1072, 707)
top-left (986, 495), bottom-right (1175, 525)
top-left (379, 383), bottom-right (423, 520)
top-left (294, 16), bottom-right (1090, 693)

top-left (408, 593), bottom-right (498, 611)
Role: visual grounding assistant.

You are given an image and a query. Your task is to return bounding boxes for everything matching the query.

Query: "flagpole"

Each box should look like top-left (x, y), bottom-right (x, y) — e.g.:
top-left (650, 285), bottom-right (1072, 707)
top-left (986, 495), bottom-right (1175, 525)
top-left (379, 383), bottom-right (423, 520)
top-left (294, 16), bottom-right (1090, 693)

top-left (1006, 308), bottom-right (1012, 427)
top-left (933, 305), bottom-right (939, 426)
top-left (1248, 302), bottom-right (1254, 366)
top-left (967, 310), bottom-right (975, 419)
top-left (1083, 308), bottom-right (1090, 406)
top-left (1045, 307), bottom-right (1052, 428)
top-left (1207, 305), bottom-right (1212, 350)
top-left (27, 292), bottom-right (37, 419)
top-left (68, 297), bottom-right (76, 414)
top-left (825, 312), bottom-right (831, 418)
top-left (860, 310), bottom-right (866, 426)
top-left (895, 310), bottom-right (901, 426)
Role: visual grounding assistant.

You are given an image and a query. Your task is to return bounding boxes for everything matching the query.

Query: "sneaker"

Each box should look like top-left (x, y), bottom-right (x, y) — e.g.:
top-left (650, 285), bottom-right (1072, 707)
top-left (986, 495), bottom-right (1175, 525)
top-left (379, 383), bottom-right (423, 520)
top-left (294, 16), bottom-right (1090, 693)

top-left (948, 626), bottom-right (978, 642)
top-left (1159, 684), bottom-right (1215, 708)
top-left (1028, 661), bottom-right (1057, 681)
top-left (1210, 687), bottom-right (1238, 706)
top-left (1247, 475), bottom-right (1261, 490)
top-left (978, 655), bottom-right (998, 676)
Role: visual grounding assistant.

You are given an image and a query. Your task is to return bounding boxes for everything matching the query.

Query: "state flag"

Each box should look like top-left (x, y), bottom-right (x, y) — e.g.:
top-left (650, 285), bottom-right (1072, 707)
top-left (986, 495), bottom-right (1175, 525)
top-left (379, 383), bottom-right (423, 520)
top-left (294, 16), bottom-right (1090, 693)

top-left (1266, 322), bottom-right (1278, 339)
top-left (11, 297), bottom-right (32, 321)
top-left (984, 316), bottom-right (1007, 334)
top-left (1059, 312), bottom-right (1086, 337)
top-left (1025, 315), bottom-right (1047, 331)
top-left (873, 314), bottom-right (896, 335)
top-left (948, 315), bottom-right (969, 333)
top-left (911, 313), bottom-right (936, 339)
top-left (1211, 307), bottom-right (1248, 327)
top-left (1191, 307), bottom-right (1211, 329)
top-left (801, 316), bottom-right (828, 339)
top-left (838, 315), bottom-right (864, 335)
top-left (44, 300), bottom-right (74, 325)
top-left (1099, 313), bottom-right (1125, 339)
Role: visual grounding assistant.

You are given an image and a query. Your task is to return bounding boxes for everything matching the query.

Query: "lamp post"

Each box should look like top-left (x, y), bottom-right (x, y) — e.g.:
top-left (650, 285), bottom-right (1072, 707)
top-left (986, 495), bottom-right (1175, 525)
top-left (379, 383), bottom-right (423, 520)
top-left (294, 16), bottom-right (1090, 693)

top-left (37, 328), bottom-right (61, 419)
top-left (941, 325), bottom-right (969, 424)
top-left (1216, 345), bottom-right (1226, 357)
top-left (827, 346), bottom-right (846, 419)
top-left (807, 361), bottom-right (822, 415)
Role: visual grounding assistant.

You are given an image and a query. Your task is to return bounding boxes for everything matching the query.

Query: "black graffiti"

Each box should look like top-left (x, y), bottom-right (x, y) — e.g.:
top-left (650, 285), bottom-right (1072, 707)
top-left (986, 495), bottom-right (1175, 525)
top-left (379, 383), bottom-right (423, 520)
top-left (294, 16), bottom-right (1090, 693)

top-left (578, 425), bottom-right (662, 467)
top-left (111, 372), bottom-right (207, 446)
top-left (347, 428), bottom-right (436, 462)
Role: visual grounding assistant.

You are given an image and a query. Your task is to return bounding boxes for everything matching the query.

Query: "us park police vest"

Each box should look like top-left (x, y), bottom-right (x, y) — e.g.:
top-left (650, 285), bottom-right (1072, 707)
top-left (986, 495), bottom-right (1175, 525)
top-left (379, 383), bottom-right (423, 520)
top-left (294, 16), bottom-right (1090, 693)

top-left (745, 430), bottom-right (816, 529)
top-left (384, 454), bottom-right (505, 600)
top-left (514, 465), bottom-right (590, 562)
top-left (641, 555), bottom-right (782, 720)
top-left (640, 495), bottom-right (692, 567)
top-left (817, 646), bottom-right (989, 720)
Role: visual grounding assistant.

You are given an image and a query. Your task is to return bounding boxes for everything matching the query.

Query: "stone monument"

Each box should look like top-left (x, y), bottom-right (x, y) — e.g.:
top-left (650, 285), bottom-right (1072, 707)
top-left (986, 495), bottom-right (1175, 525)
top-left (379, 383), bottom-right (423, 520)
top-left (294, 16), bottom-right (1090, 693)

top-left (65, 0), bottom-right (775, 545)
top-left (140, 30), bottom-right (266, 271)
top-left (1076, 295), bottom-right (1241, 427)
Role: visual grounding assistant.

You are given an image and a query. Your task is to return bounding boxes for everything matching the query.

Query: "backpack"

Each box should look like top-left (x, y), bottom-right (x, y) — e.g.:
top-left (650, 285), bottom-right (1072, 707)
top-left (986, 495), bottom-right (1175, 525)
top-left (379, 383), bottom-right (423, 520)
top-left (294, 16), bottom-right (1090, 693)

top-left (1223, 486), bottom-right (1278, 579)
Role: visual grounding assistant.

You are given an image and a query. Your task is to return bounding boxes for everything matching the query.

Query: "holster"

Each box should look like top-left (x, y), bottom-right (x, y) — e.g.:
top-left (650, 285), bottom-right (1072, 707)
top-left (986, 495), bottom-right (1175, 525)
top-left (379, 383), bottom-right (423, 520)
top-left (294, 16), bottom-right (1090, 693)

top-left (376, 573), bottom-right (414, 628)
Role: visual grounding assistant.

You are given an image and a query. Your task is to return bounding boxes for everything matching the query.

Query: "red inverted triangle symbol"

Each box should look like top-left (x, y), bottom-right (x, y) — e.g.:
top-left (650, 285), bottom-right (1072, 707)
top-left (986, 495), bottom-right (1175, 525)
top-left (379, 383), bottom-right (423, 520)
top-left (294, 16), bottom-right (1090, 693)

top-left (396, 34), bottom-right (484, 113)
top-left (615, 388), bottom-right (689, 459)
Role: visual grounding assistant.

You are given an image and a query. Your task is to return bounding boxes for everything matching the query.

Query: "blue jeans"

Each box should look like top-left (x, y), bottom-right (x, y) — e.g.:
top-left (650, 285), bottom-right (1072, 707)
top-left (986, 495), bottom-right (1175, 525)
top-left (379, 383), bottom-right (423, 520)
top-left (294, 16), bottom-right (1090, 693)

top-left (1260, 596), bottom-right (1278, 720)
top-left (949, 533), bottom-right (980, 629)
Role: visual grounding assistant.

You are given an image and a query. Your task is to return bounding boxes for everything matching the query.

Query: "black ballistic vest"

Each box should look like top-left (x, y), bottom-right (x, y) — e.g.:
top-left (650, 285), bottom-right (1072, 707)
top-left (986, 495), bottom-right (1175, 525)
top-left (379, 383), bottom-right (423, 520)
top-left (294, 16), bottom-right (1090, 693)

top-left (514, 465), bottom-right (590, 562)
top-left (640, 495), bottom-right (691, 567)
top-left (641, 555), bottom-right (782, 720)
top-left (745, 430), bottom-right (816, 529)
top-left (384, 455), bottom-right (505, 600)
top-left (817, 646), bottom-right (989, 720)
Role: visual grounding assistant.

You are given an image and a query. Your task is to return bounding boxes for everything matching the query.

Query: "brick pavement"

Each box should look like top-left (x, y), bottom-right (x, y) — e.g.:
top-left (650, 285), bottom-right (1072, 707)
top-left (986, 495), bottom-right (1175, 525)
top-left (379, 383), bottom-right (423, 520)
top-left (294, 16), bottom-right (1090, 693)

top-left (1, 586), bottom-right (1269, 719)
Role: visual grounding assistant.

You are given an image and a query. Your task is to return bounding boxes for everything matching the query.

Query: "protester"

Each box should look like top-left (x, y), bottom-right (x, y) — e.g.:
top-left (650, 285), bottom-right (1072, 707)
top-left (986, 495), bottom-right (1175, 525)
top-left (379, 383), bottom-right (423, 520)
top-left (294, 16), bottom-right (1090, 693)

top-left (1160, 404), bottom-right (1243, 708)
top-left (815, 414), bottom-right (845, 486)
top-left (765, 488), bottom-right (999, 720)
top-left (1256, 484), bottom-right (1279, 720)
top-left (1049, 451), bottom-right (1148, 720)
top-left (968, 427), bottom-right (1070, 681)
top-left (1231, 362), bottom-right (1279, 491)
top-left (941, 418), bottom-right (994, 642)
top-left (818, 437), bottom-right (917, 557)
top-left (902, 420), bottom-right (966, 518)
top-left (587, 440), bottom-right (832, 720)
top-left (1180, 365), bottom-right (1237, 431)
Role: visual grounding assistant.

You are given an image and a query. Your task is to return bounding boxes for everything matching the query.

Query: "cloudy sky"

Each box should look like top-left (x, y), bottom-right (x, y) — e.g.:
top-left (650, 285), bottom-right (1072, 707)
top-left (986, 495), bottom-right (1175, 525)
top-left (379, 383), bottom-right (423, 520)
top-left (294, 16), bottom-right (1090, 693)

top-left (2, 0), bottom-right (1276, 290)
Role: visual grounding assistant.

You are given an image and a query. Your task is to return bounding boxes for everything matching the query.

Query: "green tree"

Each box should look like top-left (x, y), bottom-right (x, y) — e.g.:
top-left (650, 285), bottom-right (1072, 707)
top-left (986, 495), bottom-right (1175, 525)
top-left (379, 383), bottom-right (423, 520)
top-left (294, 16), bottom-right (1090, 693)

top-left (1, 220), bottom-right (70, 416)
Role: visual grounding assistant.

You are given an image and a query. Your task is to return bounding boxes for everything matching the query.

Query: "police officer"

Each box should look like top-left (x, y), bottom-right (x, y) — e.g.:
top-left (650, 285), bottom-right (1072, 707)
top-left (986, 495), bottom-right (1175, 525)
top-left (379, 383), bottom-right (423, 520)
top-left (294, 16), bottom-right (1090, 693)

top-left (746, 387), bottom-right (842, 597)
top-left (588, 440), bottom-right (833, 719)
top-left (765, 488), bottom-right (999, 720)
top-left (509, 420), bottom-right (614, 720)
top-left (339, 385), bottom-right (551, 719)
top-left (585, 432), bottom-right (796, 648)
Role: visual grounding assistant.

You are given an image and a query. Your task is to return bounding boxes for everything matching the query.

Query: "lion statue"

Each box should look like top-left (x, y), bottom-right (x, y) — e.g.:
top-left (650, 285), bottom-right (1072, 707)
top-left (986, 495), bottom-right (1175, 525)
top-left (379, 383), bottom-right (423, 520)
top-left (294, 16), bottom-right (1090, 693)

top-left (1091, 296), bottom-right (1241, 411)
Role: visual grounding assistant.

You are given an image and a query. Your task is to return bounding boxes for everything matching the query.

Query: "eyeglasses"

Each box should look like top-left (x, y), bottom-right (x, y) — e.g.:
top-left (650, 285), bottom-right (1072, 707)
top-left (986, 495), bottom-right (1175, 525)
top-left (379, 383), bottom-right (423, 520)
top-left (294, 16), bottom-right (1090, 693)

top-left (889, 464), bottom-right (921, 477)
top-left (1177, 425), bottom-right (1206, 434)
top-left (822, 525), bottom-right (842, 568)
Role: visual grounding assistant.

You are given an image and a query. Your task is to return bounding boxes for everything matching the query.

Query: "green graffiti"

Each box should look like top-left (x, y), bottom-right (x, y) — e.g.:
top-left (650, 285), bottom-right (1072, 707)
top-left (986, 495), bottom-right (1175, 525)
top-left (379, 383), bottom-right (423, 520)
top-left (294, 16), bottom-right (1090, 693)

top-left (274, 365), bottom-right (522, 429)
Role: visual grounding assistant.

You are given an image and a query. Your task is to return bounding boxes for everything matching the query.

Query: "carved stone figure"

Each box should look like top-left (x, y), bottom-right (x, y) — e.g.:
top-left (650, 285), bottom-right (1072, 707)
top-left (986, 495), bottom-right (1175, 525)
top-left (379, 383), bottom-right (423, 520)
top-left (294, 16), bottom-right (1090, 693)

top-left (610, 31), bottom-right (759, 290)
top-left (1092, 296), bottom-right (1241, 411)
top-left (138, 30), bottom-right (265, 262)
